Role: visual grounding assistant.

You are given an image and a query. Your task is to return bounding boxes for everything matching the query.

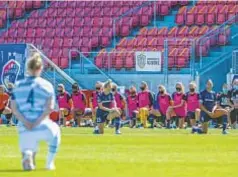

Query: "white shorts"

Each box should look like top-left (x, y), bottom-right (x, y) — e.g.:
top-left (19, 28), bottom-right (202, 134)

top-left (18, 119), bottom-right (61, 153)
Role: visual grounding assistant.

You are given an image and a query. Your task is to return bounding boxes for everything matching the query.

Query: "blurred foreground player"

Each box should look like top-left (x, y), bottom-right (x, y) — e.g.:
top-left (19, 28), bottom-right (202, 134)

top-left (0, 85), bottom-right (12, 126)
top-left (11, 53), bottom-right (61, 171)
top-left (95, 80), bottom-right (122, 134)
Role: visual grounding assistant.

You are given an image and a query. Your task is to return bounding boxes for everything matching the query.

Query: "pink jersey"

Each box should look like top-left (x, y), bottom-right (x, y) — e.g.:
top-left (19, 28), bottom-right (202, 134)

top-left (71, 91), bottom-right (86, 110)
top-left (185, 92), bottom-right (200, 112)
top-left (92, 91), bottom-right (100, 109)
top-left (127, 95), bottom-right (138, 117)
top-left (114, 92), bottom-right (124, 109)
top-left (172, 92), bottom-right (186, 117)
top-left (138, 91), bottom-right (151, 108)
top-left (157, 94), bottom-right (171, 115)
top-left (57, 92), bottom-right (71, 109)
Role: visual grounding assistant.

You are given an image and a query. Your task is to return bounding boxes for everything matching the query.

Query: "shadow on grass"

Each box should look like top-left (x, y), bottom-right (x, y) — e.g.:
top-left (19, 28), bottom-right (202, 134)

top-left (0, 168), bottom-right (47, 173)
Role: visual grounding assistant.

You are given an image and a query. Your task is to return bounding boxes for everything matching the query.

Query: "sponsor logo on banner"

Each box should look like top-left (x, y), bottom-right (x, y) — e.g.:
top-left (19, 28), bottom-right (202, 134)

top-left (1, 59), bottom-right (20, 88)
top-left (135, 51), bottom-right (161, 72)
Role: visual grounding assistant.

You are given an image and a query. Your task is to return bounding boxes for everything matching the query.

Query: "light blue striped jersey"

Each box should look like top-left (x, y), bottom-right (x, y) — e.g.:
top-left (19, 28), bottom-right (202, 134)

top-left (12, 76), bottom-right (55, 123)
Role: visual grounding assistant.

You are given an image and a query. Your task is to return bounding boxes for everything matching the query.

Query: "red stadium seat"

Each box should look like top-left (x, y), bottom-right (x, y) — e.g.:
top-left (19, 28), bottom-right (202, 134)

top-left (186, 6), bottom-right (197, 26)
top-left (33, 1), bottom-right (43, 9)
top-left (35, 27), bottom-right (45, 38)
top-left (45, 27), bottom-right (55, 37)
top-left (55, 28), bottom-right (65, 37)
top-left (176, 6), bottom-right (187, 25)
top-left (53, 37), bottom-right (63, 48)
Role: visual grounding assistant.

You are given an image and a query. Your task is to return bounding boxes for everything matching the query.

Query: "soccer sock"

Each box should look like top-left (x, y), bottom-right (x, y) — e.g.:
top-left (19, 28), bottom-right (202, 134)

top-left (148, 114), bottom-right (154, 128)
top-left (115, 117), bottom-right (121, 131)
top-left (74, 119), bottom-right (78, 126)
top-left (47, 132), bottom-right (60, 168)
top-left (222, 115), bottom-right (228, 132)
top-left (132, 118), bottom-right (136, 127)
top-left (166, 120), bottom-right (170, 129)
top-left (6, 113), bottom-right (12, 124)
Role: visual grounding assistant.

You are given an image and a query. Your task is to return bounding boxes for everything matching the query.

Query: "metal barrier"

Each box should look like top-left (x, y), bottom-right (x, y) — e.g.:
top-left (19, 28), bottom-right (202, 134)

top-left (198, 14), bottom-right (238, 69)
top-left (27, 44), bottom-right (76, 91)
top-left (232, 49), bottom-right (238, 74)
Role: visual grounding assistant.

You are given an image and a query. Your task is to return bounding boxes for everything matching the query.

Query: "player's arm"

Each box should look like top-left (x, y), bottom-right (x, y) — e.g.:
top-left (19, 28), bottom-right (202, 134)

top-left (32, 95), bottom-right (54, 128)
top-left (148, 92), bottom-right (154, 108)
top-left (97, 94), bottom-right (113, 112)
top-left (120, 94), bottom-right (127, 109)
top-left (227, 90), bottom-right (234, 108)
top-left (11, 100), bottom-right (32, 129)
top-left (171, 94), bottom-right (186, 109)
top-left (82, 93), bottom-right (87, 107)
top-left (199, 92), bottom-right (211, 114)
top-left (68, 94), bottom-right (74, 110)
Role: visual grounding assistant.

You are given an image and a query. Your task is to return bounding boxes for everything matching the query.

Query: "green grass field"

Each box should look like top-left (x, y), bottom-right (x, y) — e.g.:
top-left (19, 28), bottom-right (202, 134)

top-left (0, 127), bottom-right (237, 177)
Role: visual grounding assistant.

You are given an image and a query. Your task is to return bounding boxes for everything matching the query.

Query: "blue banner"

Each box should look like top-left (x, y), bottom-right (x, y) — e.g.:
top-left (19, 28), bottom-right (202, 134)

top-left (0, 44), bottom-right (27, 89)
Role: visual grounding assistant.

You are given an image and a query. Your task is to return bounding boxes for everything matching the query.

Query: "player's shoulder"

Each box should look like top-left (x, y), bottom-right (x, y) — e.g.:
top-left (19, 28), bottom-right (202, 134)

top-left (35, 77), bottom-right (54, 93)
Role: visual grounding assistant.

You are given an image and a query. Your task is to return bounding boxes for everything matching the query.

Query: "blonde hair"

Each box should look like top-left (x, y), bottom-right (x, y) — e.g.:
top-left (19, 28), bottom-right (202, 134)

top-left (141, 81), bottom-right (148, 89)
top-left (176, 82), bottom-right (185, 94)
top-left (27, 52), bottom-right (43, 72)
top-left (104, 79), bottom-right (112, 88)
top-left (58, 84), bottom-right (65, 91)
top-left (158, 85), bottom-right (167, 94)
top-left (189, 81), bottom-right (197, 88)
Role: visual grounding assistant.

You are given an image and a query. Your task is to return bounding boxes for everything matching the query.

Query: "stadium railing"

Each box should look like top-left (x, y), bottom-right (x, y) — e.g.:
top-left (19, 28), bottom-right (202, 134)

top-left (232, 49), bottom-right (238, 74)
top-left (27, 44), bottom-right (76, 91)
top-left (197, 14), bottom-right (238, 70)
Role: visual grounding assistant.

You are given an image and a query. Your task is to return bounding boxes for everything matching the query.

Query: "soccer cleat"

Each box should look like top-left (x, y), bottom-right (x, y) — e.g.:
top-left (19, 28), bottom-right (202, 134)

top-left (93, 129), bottom-right (99, 134)
top-left (22, 151), bottom-right (35, 171)
top-left (115, 130), bottom-right (121, 134)
top-left (46, 163), bottom-right (56, 170)
top-left (222, 130), bottom-right (229, 135)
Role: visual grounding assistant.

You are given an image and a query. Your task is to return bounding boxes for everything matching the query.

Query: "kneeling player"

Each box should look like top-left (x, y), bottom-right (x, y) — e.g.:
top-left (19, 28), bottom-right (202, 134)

top-left (185, 82), bottom-right (200, 127)
top-left (96, 80), bottom-right (122, 134)
top-left (151, 85), bottom-right (172, 128)
top-left (11, 53), bottom-right (60, 171)
top-left (228, 79), bottom-right (238, 128)
top-left (57, 84), bottom-right (73, 126)
top-left (198, 80), bottom-right (228, 134)
top-left (0, 85), bottom-right (12, 126)
top-left (166, 83), bottom-right (186, 129)
top-left (71, 83), bottom-right (86, 127)
top-left (127, 86), bottom-right (139, 128)
top-left (138, 81), bottom-right (154, 128)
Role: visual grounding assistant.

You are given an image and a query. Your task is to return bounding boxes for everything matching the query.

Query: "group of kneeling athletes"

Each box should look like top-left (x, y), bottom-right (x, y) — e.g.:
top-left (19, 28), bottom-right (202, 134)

top-left (55, 78), bottom-right (238, 135)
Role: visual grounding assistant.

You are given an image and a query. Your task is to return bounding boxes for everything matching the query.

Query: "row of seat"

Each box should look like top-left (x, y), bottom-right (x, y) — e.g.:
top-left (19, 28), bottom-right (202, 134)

top-left (49, 1), bottom-right (189, 8)
top-left (176, 5), bottom-right (238, 26)
top-left (0, 1), bottom-right (43, 28)
top-left (137, 26), bottom-right (214, 38)
top-left (94, 47), bottom-right (190, 70)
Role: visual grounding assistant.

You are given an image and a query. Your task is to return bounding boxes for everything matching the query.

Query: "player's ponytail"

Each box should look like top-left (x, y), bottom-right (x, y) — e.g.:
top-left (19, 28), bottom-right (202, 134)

top-left (27, 52), bottom-right (43, 73)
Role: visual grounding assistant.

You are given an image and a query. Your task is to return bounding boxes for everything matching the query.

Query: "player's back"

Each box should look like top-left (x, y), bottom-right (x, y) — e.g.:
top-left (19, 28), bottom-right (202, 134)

top-left (13, 76), bottom-right (55, 123)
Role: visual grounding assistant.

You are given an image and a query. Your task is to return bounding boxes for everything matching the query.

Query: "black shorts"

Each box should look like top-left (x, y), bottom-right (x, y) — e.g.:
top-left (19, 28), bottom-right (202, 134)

top-left (156, 115), bottom-right (166, 123)
top-left (96, 109), bottom-right (109, 123)
top-left (187, 111), bottom-right (196, 120)
top-left (201, 111), bottom-right (212, 123)
top-left (230, 109), bottom-right (238, 124)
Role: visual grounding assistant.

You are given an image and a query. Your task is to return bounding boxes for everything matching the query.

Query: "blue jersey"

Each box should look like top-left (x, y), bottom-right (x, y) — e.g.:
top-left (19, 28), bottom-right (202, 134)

top-left (12, 76), bottom-right (55, 124)
top-left (97, 92), bottom-right (115, 109)
top-left (199, 89), bottom-right (216, 112)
